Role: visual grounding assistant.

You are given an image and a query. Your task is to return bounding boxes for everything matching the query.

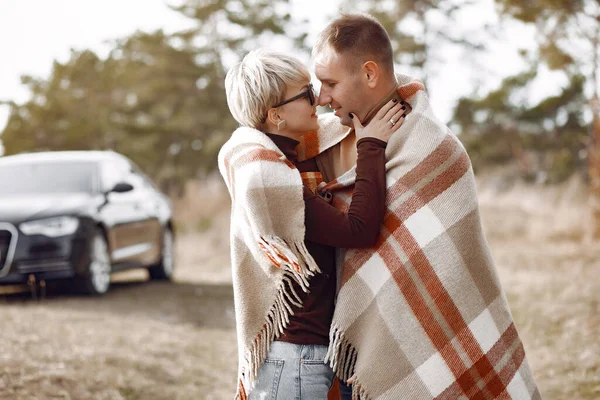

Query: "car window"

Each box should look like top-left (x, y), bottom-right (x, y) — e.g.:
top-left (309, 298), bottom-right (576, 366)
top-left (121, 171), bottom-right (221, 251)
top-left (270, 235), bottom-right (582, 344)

top-left (0, 161), bottom-right (98, 194)
top-left (100, 158), bottom-right (131, 192)
top-left (123, 159), bottom-right (160, 192)
top-left (126, 170), bottom-right (149, 191)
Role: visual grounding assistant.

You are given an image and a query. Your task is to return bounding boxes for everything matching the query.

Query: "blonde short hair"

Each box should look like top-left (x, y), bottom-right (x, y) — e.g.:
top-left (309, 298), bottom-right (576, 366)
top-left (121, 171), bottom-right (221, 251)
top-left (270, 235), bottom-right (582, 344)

top-left (225, 49), bottom-right (311, 128)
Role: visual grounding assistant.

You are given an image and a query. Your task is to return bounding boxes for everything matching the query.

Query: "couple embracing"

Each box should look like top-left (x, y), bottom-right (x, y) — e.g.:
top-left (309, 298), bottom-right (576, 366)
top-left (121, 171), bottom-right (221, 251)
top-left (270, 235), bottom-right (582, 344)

top-left (218, 13), bottom-right (541, 400)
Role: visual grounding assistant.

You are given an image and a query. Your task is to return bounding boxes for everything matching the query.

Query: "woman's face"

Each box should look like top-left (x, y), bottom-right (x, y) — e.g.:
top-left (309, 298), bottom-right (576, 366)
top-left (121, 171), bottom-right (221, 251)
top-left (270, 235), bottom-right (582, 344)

top-left (275, 81), bottom-right (319, 139)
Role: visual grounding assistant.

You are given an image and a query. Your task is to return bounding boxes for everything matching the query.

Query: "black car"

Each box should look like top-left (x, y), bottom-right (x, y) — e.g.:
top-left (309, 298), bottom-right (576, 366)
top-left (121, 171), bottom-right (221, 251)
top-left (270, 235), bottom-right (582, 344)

top-left (0, 150), bottom-right (174, 295)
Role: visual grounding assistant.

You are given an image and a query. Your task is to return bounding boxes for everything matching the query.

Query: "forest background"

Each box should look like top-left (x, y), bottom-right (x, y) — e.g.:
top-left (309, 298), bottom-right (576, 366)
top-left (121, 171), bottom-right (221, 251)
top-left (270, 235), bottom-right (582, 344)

top-left (0, 1), bottom-right (598, 399)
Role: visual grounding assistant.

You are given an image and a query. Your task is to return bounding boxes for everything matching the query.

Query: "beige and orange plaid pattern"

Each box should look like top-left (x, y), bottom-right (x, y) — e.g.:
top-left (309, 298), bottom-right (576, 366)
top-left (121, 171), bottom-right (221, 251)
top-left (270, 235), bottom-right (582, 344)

top-left (219, 127), bottom-right (322, 399)
top-left (300, 171), bottom-right (324, 193)
top-left (303, 75), bottom-right (541, 399)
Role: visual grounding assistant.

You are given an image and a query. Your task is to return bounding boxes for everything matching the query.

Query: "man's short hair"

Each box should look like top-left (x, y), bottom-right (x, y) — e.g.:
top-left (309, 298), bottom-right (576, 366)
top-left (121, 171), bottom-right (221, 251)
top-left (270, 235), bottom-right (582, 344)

top-left (225, 49), bottom-right (310, 128)
top-left (313, 13), bottom-right (394, 75)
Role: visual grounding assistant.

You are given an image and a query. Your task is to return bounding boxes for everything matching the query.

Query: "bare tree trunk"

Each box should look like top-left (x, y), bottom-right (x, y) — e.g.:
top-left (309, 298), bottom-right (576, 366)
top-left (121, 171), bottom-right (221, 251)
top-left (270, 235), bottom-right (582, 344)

top-left (588, 29), bottom-right (600, 238)
top-left (589, 97), bottom-right (600, 238)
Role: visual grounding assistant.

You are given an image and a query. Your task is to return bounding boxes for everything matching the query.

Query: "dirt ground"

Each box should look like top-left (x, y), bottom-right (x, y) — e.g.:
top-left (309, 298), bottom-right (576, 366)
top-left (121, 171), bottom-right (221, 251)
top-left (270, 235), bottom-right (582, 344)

top-left (1, 176), bottom-right (599, 399)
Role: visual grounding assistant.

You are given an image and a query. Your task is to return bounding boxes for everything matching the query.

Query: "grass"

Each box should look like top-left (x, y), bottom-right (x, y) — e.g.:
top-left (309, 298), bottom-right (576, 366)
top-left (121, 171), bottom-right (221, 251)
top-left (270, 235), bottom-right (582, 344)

top-left (0, 174), bottom-right (598, 399)
top-left (477, 175), bottom-right (600, 399)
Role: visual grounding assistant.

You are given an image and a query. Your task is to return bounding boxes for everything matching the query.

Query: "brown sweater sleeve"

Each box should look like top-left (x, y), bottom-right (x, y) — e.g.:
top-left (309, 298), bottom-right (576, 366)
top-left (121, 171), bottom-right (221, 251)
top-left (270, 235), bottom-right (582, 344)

top-left (303, 137), bottom-right (387, 248)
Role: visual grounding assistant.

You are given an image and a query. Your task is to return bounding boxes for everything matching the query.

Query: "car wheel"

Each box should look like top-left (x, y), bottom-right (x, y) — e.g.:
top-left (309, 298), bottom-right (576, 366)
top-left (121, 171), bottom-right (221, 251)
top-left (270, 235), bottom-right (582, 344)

top-left (77, 230), bottom-right (111, 295)
top-left (148, 228), bottom-right (174, 281)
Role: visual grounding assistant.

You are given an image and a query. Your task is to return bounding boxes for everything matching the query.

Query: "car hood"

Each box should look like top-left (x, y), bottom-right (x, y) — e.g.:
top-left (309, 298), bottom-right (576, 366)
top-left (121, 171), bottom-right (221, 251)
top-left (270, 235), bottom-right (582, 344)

top-left (0, 193), bottom-right (95, 225)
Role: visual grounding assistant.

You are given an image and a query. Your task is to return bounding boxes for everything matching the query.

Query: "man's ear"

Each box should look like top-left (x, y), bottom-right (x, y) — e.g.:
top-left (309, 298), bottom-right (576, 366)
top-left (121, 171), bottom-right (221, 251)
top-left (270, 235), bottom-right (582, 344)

top-left (362, 61), bottom-right (380, 89)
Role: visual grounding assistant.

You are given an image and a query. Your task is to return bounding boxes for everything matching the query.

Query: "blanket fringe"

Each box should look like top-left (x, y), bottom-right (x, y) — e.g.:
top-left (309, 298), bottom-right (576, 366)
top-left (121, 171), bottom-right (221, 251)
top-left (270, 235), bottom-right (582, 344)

top-left (241, 236), bottom-right (321, 392)
top-left (351, 377), bottom-right (369, 400)
top-left (325, 324), bottom-right (370, 399)
top-left (235, 379), bottom-right (247, 400)
top-left (258, 236), bottom-right (321, 291)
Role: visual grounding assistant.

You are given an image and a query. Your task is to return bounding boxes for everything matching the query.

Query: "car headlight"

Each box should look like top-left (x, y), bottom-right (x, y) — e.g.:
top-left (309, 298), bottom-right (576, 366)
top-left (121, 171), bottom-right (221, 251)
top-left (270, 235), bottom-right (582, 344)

top-left (20, 216), bottom-right (80, 237)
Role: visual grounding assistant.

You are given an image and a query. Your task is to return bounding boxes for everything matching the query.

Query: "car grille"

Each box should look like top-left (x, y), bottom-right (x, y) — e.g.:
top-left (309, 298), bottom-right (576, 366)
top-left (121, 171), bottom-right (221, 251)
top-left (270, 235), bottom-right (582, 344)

top-left (0, 229), bottom-right (12, 271)
top-left (16, 258), bottom-right (72, 274)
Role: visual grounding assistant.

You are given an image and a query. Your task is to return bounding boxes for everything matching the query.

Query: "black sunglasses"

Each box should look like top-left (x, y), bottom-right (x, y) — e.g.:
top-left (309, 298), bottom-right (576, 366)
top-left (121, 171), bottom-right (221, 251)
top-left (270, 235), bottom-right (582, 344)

top-left (273, 83), bottom-right (316, 108)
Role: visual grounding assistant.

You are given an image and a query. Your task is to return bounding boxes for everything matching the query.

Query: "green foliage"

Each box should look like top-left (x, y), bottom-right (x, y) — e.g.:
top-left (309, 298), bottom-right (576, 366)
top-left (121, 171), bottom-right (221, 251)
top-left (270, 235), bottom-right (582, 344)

top-left (2, 51), bottom-right (117, 153)
top-left (454, 70), bottom-right (588, 183)
top-left (452, 0), bottom-right (598, 182)
top-left (495, 0), bottom-right (585, 23)
top-left (341, 0), bottom-right (487, 88)
top-left (0, 0), bottom-right (308, 195)
top-left (2, 0), bottom-right (593, 187)
top-left (494, 0), bottom-right (599, 85)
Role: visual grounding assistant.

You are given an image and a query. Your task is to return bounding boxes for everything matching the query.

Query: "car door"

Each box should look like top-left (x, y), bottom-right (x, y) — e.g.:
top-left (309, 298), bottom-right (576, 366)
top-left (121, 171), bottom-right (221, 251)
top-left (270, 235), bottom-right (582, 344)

top-left (99, 158), bottom-right (152, 268)
top-left (123, 165), bottom-right (163, 266)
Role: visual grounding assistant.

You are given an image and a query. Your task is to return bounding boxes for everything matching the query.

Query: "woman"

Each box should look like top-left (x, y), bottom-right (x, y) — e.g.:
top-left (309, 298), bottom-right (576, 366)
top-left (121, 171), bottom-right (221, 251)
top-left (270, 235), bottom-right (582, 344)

top-left (218, 49), bottom-right (407, 399)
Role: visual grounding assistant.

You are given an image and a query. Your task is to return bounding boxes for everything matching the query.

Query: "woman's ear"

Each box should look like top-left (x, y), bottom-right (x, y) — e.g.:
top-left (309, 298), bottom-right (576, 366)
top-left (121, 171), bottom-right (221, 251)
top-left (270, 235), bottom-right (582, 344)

top-left (266, 108), bottom-right (281, 125)
top-left (363, 61), bottom-right (380, 89)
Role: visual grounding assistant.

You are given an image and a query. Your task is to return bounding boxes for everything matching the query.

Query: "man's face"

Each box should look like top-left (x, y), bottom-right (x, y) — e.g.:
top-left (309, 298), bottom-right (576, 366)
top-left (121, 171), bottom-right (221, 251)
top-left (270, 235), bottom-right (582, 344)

top-left (314, 46), bottom-right (369, 127)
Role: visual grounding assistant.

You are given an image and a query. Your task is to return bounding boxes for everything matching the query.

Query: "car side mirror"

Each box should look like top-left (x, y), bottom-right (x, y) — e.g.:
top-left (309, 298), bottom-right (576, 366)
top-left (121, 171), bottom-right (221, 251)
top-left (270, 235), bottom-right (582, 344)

top-left (110, 182), bottom-right (134, 193)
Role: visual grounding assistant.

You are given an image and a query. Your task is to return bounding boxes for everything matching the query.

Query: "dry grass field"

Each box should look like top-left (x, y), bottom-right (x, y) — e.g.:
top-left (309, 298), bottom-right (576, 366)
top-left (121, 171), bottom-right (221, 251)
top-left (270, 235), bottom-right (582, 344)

top-left (0, 175), bottom-right (598, 399)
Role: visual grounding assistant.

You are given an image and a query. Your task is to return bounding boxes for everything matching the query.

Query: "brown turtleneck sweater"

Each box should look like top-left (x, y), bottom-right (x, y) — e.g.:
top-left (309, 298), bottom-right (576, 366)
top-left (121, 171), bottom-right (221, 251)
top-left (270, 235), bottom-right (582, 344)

top-left (266, 133), bottom-right (387, 345)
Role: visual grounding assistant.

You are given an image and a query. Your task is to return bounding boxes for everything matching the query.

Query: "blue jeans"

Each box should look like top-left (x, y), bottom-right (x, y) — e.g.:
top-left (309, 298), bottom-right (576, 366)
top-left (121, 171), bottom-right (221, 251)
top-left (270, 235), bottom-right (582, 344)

top-left (249, 341), bottom-right (335, 399)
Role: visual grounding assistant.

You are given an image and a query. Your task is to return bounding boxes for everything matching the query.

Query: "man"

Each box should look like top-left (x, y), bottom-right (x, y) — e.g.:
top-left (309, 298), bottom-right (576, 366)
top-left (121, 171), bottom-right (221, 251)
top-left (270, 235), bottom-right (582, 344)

top-left (296, 13), bottom-right (542, 400)
top-left (313, 13), bottom-right (405, 180)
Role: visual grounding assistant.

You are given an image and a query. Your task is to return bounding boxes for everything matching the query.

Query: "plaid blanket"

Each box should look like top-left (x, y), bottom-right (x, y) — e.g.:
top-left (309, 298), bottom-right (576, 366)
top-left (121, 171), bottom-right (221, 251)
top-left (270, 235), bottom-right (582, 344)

top-left (218, 127), bottom-right (322, 399)
top-left (298, 75), bottom-right (542, 399)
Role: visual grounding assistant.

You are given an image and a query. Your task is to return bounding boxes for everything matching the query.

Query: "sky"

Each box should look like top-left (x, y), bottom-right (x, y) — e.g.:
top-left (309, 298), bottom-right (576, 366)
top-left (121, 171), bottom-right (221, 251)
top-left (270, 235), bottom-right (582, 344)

top-left (0, 0), bottom-right (559, 139)
top-left (0, 0), bottom-right (192, 129)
